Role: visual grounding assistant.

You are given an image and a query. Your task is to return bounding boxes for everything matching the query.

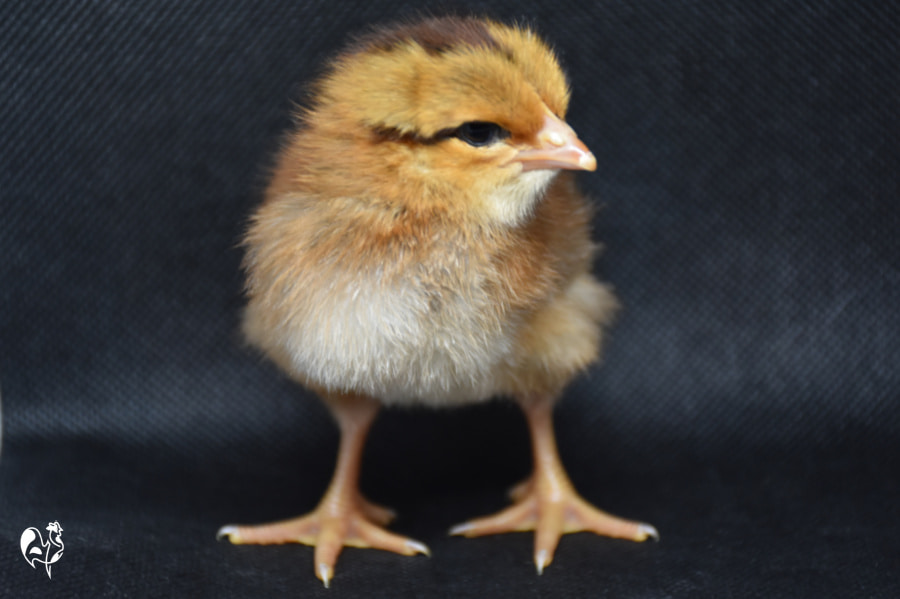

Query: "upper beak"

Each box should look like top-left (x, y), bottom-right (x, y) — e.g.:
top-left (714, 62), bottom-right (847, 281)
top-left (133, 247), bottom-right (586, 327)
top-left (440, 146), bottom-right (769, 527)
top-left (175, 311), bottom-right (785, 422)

top-left (511, 112), bottom-right (597, 172)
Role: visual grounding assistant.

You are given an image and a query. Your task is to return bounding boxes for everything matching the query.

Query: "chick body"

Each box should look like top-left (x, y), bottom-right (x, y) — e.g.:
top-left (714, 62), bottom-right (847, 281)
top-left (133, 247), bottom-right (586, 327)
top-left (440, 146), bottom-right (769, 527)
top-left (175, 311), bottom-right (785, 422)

top-left (243, 175), bottom-right (614, 405)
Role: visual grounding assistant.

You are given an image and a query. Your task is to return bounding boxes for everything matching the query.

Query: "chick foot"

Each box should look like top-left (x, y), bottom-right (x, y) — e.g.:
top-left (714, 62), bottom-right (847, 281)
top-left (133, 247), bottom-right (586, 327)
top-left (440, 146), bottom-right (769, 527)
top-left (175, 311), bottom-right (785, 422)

top-left (450, 475), bottom-right (656, 573)
top-left (218, 492), bottom-right (428, 587)
top-left (450, 396), bottom-right (657, 574)
top-left (217, 394), bottom-right (428, 587)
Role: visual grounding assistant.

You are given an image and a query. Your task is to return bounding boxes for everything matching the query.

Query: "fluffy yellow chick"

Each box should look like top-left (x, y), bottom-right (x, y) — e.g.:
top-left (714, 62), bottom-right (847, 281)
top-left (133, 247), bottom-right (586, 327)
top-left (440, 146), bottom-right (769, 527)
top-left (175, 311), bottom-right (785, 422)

top-left (218, 16), bottom-right (656, 587)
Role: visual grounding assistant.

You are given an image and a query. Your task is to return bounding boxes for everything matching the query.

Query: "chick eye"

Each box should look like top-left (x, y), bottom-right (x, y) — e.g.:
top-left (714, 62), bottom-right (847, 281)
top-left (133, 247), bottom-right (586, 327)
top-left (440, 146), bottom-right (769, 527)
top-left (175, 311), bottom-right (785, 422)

top-left (453, 121), bottom-right (510, 147)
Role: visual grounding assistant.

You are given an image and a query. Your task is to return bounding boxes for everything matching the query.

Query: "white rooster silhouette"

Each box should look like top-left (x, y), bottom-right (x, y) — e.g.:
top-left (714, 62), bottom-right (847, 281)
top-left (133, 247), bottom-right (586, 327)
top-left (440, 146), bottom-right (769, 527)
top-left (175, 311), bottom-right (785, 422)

top-left (20, 521), bottom-right (64, 579)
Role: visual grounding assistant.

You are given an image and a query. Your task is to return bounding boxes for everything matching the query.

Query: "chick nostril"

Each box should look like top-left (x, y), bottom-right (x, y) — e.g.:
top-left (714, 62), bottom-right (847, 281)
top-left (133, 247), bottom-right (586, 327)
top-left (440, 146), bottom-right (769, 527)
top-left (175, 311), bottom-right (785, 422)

top-left (545, 131), bottom-right (566, 147)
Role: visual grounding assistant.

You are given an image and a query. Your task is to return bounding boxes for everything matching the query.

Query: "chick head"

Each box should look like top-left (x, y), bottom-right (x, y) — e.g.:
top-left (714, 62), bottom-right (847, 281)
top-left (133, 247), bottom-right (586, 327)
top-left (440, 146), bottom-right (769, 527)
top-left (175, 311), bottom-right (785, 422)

top-left (289, 17), bottom-right (595, 226)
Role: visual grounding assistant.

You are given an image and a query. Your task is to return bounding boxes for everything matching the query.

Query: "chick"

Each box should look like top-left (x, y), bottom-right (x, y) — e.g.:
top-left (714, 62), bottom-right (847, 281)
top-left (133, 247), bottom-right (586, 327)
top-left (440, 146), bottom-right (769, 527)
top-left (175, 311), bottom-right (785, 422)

top-left (218, 16), bottom-right (656, 586)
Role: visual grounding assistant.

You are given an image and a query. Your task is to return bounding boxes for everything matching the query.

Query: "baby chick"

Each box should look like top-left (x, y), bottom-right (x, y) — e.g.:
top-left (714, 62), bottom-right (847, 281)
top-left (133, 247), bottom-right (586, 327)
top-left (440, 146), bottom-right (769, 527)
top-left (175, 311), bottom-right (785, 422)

top-left (218, 16), bottom-right (657, 586)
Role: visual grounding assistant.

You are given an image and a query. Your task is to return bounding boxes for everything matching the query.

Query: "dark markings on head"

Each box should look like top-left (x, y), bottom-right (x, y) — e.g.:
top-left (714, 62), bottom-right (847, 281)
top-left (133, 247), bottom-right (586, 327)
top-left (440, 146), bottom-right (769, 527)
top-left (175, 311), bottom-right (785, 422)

top-left (370, 125), bottom-right (454, 146)
top-left (347, 16), bottom-right (508, 58)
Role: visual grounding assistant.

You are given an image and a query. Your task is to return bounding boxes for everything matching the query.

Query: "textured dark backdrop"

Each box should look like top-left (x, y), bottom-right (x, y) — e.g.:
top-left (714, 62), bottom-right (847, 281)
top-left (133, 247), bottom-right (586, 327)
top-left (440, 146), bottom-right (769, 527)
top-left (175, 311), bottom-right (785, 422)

top-left (2, 1), bottom-right (898, 597)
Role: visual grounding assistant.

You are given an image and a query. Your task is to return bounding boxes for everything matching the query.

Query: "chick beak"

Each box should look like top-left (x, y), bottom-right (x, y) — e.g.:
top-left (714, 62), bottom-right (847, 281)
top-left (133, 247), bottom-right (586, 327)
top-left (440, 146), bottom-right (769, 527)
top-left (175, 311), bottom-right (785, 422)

top-left (512, 112), bottom-right (597, 172)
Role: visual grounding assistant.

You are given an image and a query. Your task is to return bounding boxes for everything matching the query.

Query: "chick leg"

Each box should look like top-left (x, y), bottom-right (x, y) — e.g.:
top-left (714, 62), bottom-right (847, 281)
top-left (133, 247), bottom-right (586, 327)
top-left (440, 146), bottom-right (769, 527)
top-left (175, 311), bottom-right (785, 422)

top-left (218, 394), bottom-right (429, 587)
top-left (451, 395), bottom-right (657, 573)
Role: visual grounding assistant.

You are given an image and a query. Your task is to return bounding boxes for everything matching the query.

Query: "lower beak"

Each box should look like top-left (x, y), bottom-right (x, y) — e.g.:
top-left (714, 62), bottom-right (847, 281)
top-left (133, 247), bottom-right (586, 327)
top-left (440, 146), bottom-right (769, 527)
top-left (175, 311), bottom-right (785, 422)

top-left (512, 113), bottom-right (597, 172)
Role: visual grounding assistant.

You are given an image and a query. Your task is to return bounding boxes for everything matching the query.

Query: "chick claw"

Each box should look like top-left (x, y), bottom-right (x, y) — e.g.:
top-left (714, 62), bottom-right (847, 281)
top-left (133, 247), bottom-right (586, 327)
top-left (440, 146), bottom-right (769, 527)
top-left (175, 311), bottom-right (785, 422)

top-left (450, 476), bottom-right (657, 574)
top-left (218, 496), bottom-right (429, 588)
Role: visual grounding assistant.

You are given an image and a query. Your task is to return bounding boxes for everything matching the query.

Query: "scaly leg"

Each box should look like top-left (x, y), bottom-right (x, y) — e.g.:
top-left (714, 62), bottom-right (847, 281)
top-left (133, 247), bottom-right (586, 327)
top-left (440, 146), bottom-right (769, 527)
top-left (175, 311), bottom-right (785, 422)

top-left (218, 394), bottom-right (429, 587)
top-left (451, 396), bottom-right (657, 573)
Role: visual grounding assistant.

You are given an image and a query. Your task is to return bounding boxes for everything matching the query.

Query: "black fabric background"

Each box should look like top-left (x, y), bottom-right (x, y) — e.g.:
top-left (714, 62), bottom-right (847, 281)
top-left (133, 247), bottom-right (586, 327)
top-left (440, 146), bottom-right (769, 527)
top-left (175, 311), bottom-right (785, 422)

top-left (2, 1), bottom-right (898, 597)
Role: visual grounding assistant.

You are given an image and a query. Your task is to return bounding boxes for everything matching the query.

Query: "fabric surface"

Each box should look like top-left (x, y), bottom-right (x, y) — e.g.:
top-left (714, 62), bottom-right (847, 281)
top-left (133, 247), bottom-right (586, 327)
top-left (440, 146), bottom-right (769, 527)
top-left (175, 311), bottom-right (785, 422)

top-left (2, 1), bottom-right (898, 597)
